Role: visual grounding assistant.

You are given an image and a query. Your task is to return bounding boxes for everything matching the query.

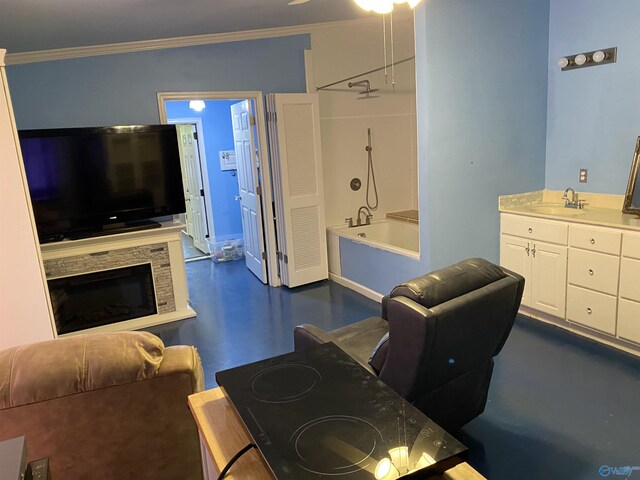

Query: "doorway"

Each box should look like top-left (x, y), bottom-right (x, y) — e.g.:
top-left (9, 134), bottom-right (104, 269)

top-left (157, 91), bottom-right (279, 286)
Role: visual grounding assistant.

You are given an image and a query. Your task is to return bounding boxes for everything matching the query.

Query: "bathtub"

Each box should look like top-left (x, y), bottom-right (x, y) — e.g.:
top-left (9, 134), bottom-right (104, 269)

top-left (327, 219), bottom-right (419, 258)
top-left (326, 218), bottom-right (421, 301)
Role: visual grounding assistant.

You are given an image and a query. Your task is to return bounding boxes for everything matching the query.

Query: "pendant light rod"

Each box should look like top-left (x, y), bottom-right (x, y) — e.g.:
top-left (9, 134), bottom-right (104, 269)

top-left (315, 56), bottom-right (415, 91)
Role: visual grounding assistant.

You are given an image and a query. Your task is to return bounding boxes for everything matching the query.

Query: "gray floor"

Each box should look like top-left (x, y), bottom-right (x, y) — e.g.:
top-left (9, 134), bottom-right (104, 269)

top-left (146, 260), bottom-right (640, 480)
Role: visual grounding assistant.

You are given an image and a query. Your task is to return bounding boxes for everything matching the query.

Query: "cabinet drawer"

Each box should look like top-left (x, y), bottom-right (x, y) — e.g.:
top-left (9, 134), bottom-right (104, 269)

top-left (567, 249), bottom-right (620, 295)
top-left (569, 225), bottom-right (621, 255)
top-left (619, 257), bottom-right (640, 302)
top-left (622, 232), bottom-right (640, 260)
top-left (566, 285), bottom-right (617, 335)
top-left (618, 299), bottom-right (640, 345)
top-left (501, 214), bottom-right (568, 244)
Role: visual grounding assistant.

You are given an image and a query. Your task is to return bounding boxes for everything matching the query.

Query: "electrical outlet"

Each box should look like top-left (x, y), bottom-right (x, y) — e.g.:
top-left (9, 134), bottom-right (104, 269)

top-left (579, 169), bottom-right (588, 183)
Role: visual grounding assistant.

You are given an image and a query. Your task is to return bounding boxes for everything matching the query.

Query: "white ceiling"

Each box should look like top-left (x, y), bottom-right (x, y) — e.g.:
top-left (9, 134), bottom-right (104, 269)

top-left (0, 0), bottom-right (373, 54)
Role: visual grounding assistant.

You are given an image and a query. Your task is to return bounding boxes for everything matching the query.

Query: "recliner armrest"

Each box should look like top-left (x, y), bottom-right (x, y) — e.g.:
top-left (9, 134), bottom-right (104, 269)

top-left (293, 324), bottom-right (335, 352)
top-left (378, 296), bottom-right (435, 399)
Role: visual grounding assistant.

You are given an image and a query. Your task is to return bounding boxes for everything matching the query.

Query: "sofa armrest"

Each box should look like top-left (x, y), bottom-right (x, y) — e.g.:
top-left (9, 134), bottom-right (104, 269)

top-left (293, 324), bottom-right (335, 352)
top-left (158, 346), bottom-right (204, 394)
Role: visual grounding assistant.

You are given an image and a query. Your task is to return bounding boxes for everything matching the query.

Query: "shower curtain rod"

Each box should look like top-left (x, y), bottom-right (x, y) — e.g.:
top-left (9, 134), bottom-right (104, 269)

top-left (315, 56), bottom-right (415, 91)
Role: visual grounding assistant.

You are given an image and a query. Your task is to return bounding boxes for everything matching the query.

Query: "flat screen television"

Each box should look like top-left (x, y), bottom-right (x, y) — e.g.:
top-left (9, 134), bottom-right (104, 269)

top-left (19, 125), bottom-right (186, 242)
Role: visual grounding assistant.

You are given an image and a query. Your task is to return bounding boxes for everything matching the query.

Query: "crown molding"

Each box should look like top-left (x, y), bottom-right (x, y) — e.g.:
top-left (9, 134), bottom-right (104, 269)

top-left (4, 15), bottom-right (412, 66)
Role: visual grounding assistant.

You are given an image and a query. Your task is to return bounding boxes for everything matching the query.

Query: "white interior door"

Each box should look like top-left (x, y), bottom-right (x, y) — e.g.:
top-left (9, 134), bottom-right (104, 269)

top-left (268, 93), bottom-right (328, 288)
top-left (176, 124), bottom-right (208, 253)
top-left (231, 100), bottom-right (267, 283)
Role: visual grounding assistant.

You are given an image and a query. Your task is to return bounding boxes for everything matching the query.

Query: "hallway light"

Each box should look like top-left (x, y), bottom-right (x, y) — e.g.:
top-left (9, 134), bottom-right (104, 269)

top-left (189, 100), bottom-right (206, 112)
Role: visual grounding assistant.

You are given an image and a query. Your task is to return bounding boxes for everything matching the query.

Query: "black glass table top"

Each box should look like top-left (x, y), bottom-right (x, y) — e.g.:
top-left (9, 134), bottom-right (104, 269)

top-left (216, 342), bottom-right (467, 479)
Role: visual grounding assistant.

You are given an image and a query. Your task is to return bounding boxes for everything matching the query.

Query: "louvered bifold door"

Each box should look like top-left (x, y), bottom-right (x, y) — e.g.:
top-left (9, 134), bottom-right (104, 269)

top-left (267, 95), bottom-right (289, 286)
top-left (268, 93), bottom-right (328, 287)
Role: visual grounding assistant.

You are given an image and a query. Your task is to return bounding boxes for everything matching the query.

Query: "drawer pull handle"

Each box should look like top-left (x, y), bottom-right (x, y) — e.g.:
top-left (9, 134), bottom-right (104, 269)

top-left (528, 228), bottom-right (533, 234)
top-left (590, 238), bottom-right (596, 245)
top-left (587, 307), bottom-right (592, 315)
top-left (525, 242), bottom-right (530, 256)
top-left (588, 269), bottom-right (594, 276)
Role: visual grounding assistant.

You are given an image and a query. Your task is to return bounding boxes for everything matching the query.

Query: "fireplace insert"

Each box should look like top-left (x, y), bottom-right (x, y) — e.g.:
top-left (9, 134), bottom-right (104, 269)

top-left (48, 264), bottom-right (156, 334)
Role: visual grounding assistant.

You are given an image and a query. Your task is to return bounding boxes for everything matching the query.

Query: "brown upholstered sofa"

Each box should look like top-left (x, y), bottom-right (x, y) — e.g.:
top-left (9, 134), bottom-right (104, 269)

top-left (0, 331), bottom-right (204, 479)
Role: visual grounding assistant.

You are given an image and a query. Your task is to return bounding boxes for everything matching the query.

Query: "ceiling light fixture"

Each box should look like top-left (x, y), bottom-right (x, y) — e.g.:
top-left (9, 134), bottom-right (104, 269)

top-left (189, 100), bottom-right (206, 112)
top-left (353, 0), bottom-right (422, 13)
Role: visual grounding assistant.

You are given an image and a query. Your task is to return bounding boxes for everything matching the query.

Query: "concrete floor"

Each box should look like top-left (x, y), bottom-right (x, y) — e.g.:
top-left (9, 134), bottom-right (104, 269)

top-left (146, 259), bottom-right (640, 480)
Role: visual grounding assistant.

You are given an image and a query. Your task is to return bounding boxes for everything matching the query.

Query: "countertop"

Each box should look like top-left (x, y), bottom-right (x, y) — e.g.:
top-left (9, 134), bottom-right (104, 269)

top-left (499, 190), bottom-right (640, 232)
top-left (500, 204), bottom-right (640, 232)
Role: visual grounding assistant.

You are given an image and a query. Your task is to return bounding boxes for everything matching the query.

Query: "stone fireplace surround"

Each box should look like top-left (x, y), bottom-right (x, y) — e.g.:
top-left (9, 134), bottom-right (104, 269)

top-left (40, 221), bottom-right (195, 336)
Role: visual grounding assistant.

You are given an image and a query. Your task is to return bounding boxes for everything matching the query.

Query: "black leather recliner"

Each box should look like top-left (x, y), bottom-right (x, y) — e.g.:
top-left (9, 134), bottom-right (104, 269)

top-left (294, 258), bottom-right (525, 432)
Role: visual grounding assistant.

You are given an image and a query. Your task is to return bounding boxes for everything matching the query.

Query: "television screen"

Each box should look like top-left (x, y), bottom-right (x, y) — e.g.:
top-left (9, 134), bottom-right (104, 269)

top-left (19, 125), bottom-right (185, 241)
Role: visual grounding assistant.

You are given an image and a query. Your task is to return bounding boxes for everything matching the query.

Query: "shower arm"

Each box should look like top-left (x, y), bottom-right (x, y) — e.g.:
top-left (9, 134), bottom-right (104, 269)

top-left (315, 56), bottom-right (415, 92)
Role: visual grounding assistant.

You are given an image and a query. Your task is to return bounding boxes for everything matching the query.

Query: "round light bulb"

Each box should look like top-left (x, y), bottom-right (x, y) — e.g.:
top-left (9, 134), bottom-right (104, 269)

top-left (407, 0), bottom-right (421, 7)
top-left (371, 0), bottom-right (394, 13)
top-left (592, 50), bottom-right (606, 63)
top-left (353, 0), bottom-right (374, 11)
top-left (574, 54), bottom-right (587, 66)
top-left (375, 458), bottom-right (400, 480)
top-left (558, 57), bottom-right (570, 68)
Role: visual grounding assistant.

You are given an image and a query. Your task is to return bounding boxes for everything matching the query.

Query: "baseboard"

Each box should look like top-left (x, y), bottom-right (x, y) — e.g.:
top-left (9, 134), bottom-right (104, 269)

top-left (57, 306), bottom-right (197, 337)
top-left (519, 306), bottom-right (640, 358)
top-left (329, 273), bottom-right (384, 303)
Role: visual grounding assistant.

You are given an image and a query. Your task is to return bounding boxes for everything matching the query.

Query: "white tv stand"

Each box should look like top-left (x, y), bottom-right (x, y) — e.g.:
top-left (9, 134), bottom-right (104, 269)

top-left (40, 220), bottom-right (196, 336)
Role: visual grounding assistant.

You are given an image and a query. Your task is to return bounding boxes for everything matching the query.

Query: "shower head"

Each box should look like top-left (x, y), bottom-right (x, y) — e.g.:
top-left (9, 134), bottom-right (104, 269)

top-left (348, 79), bottom-right (379, 98)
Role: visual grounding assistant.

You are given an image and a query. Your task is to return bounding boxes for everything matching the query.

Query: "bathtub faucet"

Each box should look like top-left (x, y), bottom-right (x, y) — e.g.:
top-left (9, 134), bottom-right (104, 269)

top-left (357, 206), bottom-right (373, 226)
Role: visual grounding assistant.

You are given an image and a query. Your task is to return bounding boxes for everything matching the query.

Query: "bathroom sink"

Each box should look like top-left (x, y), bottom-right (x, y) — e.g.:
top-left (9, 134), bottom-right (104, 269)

top-left (529, 205), bottom-right (586, 216)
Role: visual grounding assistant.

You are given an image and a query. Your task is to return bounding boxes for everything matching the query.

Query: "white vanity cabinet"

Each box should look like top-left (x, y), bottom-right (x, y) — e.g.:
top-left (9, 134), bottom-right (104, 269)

top-left (499, 208), bottom-right (640, 355)
top-left (500, 214), bottom-right (568, 317)
top-left (618, 232), bottom-right (640, 345)
top-left (566, 225), bottom-right (621, 335)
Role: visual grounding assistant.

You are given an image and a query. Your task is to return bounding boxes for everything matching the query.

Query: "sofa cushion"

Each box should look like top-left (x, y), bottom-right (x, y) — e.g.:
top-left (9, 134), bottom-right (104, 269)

top-left (388, 258), bottom-right (506, 309)
top-left (0, 331), bottom-right (164, 409)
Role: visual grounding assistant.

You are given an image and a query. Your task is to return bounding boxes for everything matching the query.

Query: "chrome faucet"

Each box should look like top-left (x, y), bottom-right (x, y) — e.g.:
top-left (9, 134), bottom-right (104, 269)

top-left (563, 187), bottom-right (586, 209)
top-left (357, 206), bottom-right (373, 226)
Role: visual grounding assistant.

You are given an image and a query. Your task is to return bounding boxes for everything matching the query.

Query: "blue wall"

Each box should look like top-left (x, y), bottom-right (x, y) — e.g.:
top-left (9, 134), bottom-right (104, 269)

top-left (7, 35), bottom-right (310, 129)
top-left (545, 0), bottom-right (640, 193)
top-left (420, 0), bottom-right (550, 271)
top-left (340, 0), bottom-right (550, 294)
top-left (166, 99), bottom-right (243, 241)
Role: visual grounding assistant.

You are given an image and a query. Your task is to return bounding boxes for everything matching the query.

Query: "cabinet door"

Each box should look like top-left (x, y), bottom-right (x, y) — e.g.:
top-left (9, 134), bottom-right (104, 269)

top-left (620, 257), bottom-right (640, 302)
top-left (618, 299), bottom-right (640, 345)
top-left (531, 242), bottom-right (567, 317)
top-left (500, 234), bottom-right (532, 307)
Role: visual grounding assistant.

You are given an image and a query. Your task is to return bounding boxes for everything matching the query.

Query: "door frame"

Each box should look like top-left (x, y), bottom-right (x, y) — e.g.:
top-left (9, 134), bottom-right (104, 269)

top-left (167, 117), bottom-right (214, 250)
top-left (157, 91), bottom-right (280, 287)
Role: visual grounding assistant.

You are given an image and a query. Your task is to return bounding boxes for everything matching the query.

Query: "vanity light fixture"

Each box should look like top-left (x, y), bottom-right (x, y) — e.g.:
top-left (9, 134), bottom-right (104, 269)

top-left (558, 47), bottom-right (617, 71)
